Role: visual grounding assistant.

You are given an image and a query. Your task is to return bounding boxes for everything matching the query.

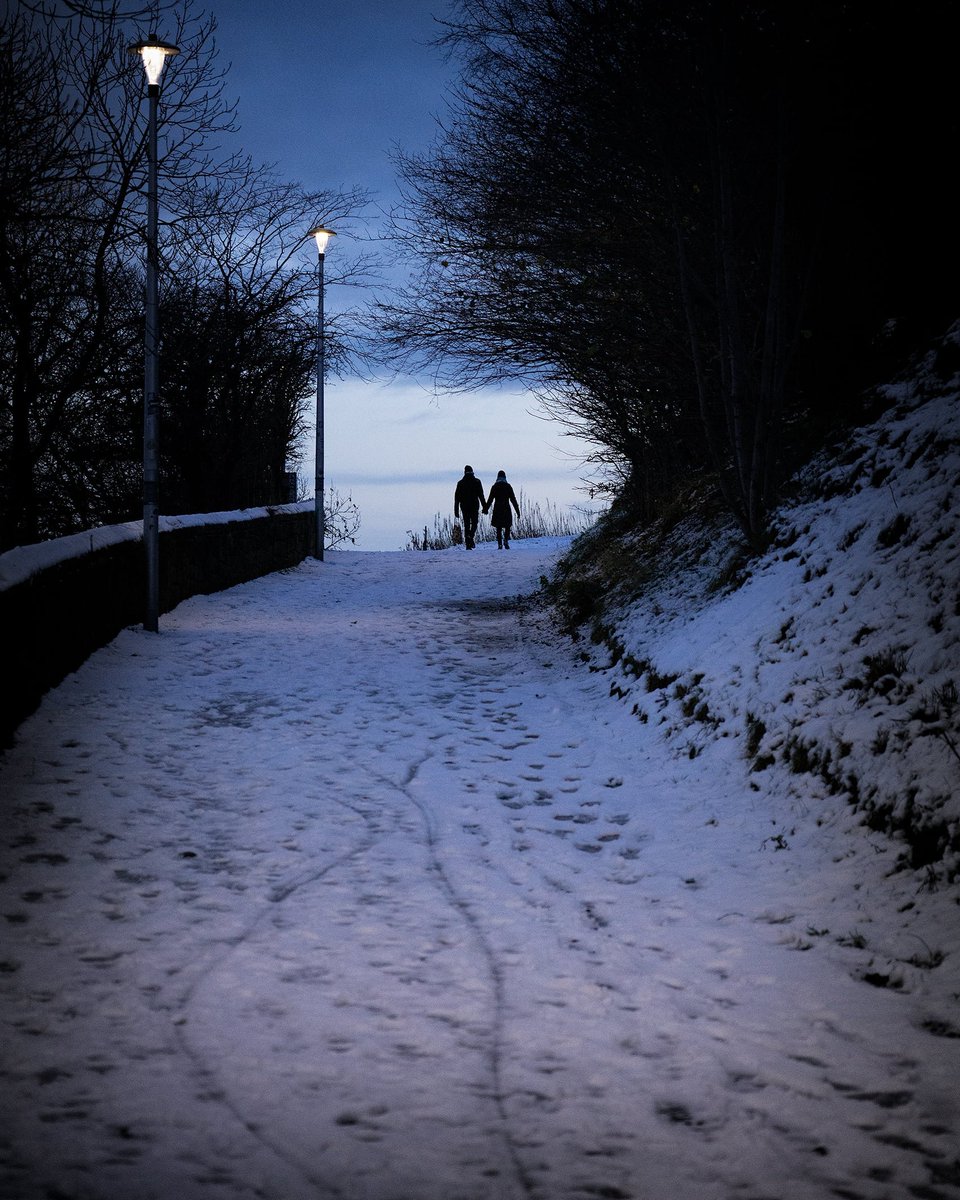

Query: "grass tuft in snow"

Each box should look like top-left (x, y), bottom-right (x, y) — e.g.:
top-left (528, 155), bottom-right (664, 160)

top-left (405, 491), bottom-right (597, 551)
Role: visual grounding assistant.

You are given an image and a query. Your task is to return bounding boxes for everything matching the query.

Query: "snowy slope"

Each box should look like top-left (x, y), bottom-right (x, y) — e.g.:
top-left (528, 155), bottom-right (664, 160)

top-left (587, 343), bottom-right (960, 881)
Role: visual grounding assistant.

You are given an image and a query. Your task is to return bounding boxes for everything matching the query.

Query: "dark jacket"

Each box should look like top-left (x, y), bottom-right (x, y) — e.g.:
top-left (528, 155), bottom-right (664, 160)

top-left (487, 479), bottom-right (520, 527)
top-left (454, 472), bottom-right (486, 516)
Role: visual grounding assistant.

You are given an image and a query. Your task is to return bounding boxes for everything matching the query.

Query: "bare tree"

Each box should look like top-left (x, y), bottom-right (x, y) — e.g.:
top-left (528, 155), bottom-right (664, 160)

top-left (378, 0), bottom-right (705, 521)
top-left (378, 0), bottom-right (958, 546)
top-left (0, 2), bottom-right (238, 544)
top-left (159, 173), bottom-right (372, 515)
top-left (0, 1), bottom-right (372, 545)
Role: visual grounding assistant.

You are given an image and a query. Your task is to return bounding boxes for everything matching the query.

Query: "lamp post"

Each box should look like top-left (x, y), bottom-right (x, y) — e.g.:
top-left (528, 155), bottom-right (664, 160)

top-left (129, 34), bottom-right (179, 631)
top-left (307, 225), bottom-right (336, 560)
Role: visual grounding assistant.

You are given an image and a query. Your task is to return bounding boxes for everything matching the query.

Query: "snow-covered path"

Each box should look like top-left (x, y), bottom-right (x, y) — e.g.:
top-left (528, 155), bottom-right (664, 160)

top-left (2, 542), bottom-right (958, 1200)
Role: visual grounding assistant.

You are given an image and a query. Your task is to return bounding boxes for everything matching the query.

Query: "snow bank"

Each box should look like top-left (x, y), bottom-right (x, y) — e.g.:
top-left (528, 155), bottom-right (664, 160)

top-left (588, 346), bottom-right (960, 874)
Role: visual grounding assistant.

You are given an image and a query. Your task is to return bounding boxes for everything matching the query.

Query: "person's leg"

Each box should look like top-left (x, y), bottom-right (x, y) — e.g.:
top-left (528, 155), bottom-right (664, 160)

top-left (503, 522), bottom-right (511, 548)
top-left (495, 524), bottom-right (503, 548)
top-left (464, 511), bottom-right (477, 548)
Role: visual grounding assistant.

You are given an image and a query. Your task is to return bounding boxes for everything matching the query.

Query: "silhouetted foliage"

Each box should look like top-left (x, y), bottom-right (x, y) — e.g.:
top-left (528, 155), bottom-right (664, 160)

top-left (381, 0), bottom-right (958, 543)
top-left (0, 1), bottom-right (369, 550)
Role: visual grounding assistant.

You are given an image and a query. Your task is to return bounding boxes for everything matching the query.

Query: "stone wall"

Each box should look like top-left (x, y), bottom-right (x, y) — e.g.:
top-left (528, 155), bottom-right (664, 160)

top-left (1, 507), bottom-right (314, 746)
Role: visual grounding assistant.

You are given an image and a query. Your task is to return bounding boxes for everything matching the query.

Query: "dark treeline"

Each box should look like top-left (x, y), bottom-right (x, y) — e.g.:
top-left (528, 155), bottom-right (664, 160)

top-left (0, 1), bottom-right (367, 552)
top-left (381, 0), bottom-right (958, 546)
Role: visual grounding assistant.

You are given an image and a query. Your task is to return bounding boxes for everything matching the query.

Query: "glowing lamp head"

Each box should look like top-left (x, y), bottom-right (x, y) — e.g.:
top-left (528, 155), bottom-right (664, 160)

top-left (308, 226), bottom-right (337, 256)
top-left (129, 35), bottom-right (180, 87)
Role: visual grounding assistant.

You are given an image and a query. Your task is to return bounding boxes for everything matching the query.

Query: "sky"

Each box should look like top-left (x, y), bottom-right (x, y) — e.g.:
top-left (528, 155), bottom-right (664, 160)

top-left (206, 0), bottom-right (601, 550)
top-left (1, 375), bottom-right (958, 1197)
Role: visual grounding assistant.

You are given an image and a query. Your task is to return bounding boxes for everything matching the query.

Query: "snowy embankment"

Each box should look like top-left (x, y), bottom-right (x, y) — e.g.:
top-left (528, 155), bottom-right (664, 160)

top-left (586, 354), bottom-right (960, 883)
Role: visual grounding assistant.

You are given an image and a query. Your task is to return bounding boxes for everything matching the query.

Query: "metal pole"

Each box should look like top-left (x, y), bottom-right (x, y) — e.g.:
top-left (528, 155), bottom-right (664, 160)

top-left (143, 82), bottom-right (160, 630)
top-left (314, 249), bottom-right (325, 560)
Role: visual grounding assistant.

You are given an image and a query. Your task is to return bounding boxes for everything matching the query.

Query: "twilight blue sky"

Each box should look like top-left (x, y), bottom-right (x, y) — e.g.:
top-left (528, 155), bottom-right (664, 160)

top-left (207, 0), bottom-right (598, 549)
top-left (212, 0), bottom-right (451, 200)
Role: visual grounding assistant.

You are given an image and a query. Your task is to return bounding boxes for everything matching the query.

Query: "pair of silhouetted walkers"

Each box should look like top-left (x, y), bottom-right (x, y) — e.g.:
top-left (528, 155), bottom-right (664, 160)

top-left (454, 465), bottom-right (520, 550)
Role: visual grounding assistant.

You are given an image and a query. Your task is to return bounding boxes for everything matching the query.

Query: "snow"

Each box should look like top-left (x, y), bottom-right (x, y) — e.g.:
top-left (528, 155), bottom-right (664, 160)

top-left (1, 388), bottom-right (959, 1198)
top-left (602, 376), bottom-right (960, 871)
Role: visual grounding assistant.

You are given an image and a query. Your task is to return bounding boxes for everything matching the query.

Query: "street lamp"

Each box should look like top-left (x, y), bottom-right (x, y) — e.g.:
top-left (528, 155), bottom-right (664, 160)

top-left (307, 225), bottom-right (336, 560)
top-left (129, 34), bottom-right (179, 631)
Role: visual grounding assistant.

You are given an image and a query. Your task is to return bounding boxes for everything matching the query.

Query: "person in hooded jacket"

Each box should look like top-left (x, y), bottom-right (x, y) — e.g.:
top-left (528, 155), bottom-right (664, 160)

top-left (484, 470), bottom-right (521, 548)
top-left (454, 465), bottom-right (486, 549)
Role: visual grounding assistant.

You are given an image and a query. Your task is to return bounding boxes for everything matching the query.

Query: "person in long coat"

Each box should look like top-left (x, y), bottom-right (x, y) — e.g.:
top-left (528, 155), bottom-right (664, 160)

top-left (485, 470), bottom-right (520, 548)
top-left (454, 465), bottom-right (486, 549)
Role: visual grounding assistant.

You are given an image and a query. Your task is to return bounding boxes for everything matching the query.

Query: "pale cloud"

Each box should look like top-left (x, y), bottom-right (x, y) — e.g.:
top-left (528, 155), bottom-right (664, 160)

top-left (319, 376), bottom-right (594, 484)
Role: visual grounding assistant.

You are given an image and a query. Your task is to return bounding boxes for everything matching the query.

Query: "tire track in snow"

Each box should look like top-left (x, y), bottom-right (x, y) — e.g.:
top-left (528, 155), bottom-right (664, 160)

top-left (364, 751), bottom-right (538, 1200)
top-left (376, 583), bottom-right (628, 1199)
top-left (170, 791), bottom-right (387, 1199)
